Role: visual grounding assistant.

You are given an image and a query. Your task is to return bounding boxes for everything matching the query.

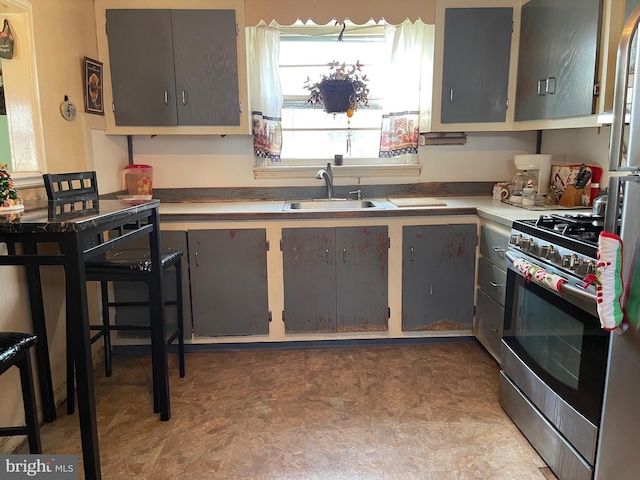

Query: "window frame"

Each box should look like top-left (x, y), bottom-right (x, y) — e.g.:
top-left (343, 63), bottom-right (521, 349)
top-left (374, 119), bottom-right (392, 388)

top-left (273, 22), bottom-right (418, 168)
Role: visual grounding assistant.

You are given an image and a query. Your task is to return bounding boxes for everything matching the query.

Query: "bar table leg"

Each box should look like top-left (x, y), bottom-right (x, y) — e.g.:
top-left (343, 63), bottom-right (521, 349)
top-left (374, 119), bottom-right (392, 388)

top-left (62, 236), bottom-right (101, 480)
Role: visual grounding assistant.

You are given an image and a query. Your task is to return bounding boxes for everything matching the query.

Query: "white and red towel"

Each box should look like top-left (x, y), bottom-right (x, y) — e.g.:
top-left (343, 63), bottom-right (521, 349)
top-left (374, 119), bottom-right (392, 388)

top-left (513, 257), bottom-right (567, 292)
top-left (583, 232), bottom-right (625, 331)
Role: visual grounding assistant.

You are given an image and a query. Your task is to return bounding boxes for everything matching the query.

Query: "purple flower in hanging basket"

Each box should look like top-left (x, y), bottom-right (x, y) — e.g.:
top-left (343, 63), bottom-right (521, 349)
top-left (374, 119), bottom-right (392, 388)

top-left (303, 60), bottom-right (370, 114)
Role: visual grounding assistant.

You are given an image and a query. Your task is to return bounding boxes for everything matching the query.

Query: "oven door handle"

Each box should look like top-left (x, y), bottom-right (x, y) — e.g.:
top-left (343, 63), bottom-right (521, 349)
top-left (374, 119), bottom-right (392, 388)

top-left (505, 251), bottom-right (596, 303)
top-left (560, 283), bottom-right (597, 303)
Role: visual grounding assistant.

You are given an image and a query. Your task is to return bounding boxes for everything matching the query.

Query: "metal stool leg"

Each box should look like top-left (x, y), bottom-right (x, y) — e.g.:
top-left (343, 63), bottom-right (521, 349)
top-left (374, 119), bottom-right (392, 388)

top-left (65, 313), bottom-right (75, 415)
top-left (175, 260), bottom-right (185, 378)
top-left (100, 281), bottom-right (112, 377)
top-left (18, 352), bottom-right (42, 453)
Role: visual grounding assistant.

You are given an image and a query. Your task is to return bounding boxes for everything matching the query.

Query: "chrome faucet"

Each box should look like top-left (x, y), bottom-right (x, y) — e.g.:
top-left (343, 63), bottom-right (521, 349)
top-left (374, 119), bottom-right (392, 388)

top-left (315, 162), bottom-right (334, 199)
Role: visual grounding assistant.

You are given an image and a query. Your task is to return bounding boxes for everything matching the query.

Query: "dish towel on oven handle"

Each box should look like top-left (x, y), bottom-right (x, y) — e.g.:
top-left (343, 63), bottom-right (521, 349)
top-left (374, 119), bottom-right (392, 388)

top-left (512, 257), bottom-right (567, 292)
top-left (584, 231), bottom-right (625, 331)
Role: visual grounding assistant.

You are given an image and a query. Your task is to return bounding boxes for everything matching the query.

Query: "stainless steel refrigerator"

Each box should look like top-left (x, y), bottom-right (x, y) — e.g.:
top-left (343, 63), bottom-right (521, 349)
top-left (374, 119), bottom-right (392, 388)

top-left (596, 4), bottom-right (640, 479)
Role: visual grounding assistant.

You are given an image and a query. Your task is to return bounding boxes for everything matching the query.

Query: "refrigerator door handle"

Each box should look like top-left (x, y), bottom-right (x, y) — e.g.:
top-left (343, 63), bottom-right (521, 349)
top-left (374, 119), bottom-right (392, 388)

top-left (604, 176), bottom-right (622, 233)
top-left (609, 4), bottom-right (640, 172)
top-left (605, 174), bottom-right (640, 233)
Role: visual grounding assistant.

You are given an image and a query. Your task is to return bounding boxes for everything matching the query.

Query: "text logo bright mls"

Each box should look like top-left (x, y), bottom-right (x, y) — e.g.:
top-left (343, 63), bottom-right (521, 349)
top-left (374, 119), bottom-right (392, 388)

top-left (0, 455), bottom-right (77, 479)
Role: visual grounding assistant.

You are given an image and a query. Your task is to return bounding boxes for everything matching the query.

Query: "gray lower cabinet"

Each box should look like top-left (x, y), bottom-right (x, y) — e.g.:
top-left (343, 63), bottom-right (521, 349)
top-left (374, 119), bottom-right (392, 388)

top-left (476, 289), bottom-right (504, 364)
top-left (188, 229), bottom-right (269, 337)
top-left (441, 7), bottom-right (513, 123)
top-left (475, 225), bottom-right (510, 361)
top-left (282, 226), bottom-right (389, 333)
top-left (106, 9), bottom-right (240, 127)
top-left (515, 0), bottom-right (601, 121)
top-left (402, 224), bottom-right (477, 331)
top-left (113, 230), bottom-right (192, 340)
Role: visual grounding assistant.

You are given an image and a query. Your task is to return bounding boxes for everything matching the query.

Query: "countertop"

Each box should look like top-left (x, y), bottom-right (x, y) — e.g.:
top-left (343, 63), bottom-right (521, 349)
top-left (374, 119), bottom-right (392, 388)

top-left (158, 196), bottom-right (591, 227)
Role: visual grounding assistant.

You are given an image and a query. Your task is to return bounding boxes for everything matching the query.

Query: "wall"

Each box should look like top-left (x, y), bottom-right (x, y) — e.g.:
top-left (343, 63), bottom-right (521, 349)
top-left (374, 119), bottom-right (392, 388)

top-left (91, 126), bottom-right (613, 193)
top-left (91, 131), bottom-right (543, 191)
top-left (0, 0), bottom-right (101, 454)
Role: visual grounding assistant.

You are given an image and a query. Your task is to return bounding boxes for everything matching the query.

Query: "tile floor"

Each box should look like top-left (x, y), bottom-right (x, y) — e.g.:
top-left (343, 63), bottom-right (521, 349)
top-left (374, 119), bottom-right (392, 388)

top-left (26, 339), bottom-right (558, 479)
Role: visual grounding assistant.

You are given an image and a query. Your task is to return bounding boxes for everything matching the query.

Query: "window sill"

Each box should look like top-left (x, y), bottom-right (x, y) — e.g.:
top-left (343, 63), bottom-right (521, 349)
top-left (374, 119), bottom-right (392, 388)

top-left (253, 163), bottom-right (421, 180)
top-left (12, 172), bottom-right (44, 189)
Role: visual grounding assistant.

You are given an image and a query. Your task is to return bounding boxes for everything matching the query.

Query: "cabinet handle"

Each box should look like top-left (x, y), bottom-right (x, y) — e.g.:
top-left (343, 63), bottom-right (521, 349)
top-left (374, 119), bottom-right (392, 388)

top-left (164, 90), bottom-right (169, 105)
top-left (343, 248), bottom-right (347, 263)
top-left (195, 251), bottom-right (199, 267)
top-left (489, 281), bottom-right (504, 288)
top-left (546, 77), bottom-right (556, 95)
top-left (449, 89), bottom-right (454, 103)
top-left (492, 246), bottom-right (507, 256)
top-left (325, 249), bottom-right (329, 264)
top-left (410, 246), bottom-right (414, 263)
top-left (182, 90), bottom-right (187, 105)
top-left (537, 79), bottom-right (546, 96)
top-left (490, 324), bottom-right (499, 333)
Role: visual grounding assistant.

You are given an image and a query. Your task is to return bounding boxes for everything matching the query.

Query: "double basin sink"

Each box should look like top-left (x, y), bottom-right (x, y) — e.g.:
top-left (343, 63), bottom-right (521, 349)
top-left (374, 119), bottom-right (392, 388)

top-left (283, 199), bottom-right (382, 210)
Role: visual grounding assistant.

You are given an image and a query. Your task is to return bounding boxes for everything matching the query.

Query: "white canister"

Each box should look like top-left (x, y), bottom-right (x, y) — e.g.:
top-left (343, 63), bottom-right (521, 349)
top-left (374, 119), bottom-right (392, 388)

top-left (522, 187), bottom-right (537, 206)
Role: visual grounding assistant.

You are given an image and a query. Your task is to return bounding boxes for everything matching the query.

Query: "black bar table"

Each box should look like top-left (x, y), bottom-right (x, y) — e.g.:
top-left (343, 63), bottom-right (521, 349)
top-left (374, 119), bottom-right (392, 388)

top-left (0, 198), bottom-right (171, 480)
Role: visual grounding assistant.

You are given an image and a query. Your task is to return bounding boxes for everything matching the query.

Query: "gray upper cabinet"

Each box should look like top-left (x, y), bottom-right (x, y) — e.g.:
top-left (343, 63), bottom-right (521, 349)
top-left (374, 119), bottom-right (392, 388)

top-left (106, 9), bottom-right (240, 127)
top-left (515, 0), bottom-right (601, 121)
top-left (441, 7), bottom-right (513, 123)
top-left (188, 229), bottom-right (269, 337)
top-left (402, 224), bottom-right (477, 332)
top-left (282, 226), bottom-right (389, 334)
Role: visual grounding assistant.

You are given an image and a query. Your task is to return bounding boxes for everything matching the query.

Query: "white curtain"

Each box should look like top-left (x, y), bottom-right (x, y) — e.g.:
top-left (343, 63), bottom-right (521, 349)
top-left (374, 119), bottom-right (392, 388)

top-left (247, 23), bottom-right (283, 163)
top-left (379, 20), bottom-right (434, 158)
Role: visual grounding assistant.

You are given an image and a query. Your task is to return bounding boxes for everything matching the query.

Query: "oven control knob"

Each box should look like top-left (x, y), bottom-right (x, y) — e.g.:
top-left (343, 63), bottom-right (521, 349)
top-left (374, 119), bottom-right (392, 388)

top-left (509, 234), bottom-right (521, 245)
top-left (539, 244), bottom-right (555, 259)
top-left (578, 260), bottom-right (597, 276)
top-left (518, 237), bottom-right (535, 252)
top-left (562, 254), bottom-right (579, 270)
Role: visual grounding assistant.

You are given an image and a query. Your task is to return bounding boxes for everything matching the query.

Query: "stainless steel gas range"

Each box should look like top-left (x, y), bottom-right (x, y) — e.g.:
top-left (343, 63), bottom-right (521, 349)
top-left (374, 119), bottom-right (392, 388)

top-left (500, 214), bottom-right (609, 480)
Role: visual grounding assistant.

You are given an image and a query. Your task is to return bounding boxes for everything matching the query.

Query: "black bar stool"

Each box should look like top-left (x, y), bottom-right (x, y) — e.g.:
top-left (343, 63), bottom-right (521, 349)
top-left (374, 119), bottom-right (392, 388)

top-left (42, 172), bottom-right (185, 414)
top-left (0, 332), bottom-right (41, 453)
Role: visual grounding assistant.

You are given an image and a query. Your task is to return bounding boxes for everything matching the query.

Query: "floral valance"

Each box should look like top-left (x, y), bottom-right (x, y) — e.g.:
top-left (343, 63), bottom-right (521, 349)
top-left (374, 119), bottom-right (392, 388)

top-left (244, 0), bottom-right (435, 27)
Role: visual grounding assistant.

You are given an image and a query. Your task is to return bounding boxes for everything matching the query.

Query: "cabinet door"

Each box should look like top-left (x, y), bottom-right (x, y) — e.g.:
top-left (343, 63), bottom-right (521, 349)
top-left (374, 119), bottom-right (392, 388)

top-left (515, 0), bottom-right (601, 121)
top-left (402, 224), bottom-right (477, 331)
top-left (171, 10), bottom-right (240, 126)
top-left (106, 9), bottom-right (178, 126)
top-left (188, 229), bottom-right (269, 337)
top-left (479, 225), bottom-right (509, 267)
top-left (282, 228), bottom-right (336, 333)
top-left (441, 7), bottom-right (513, 123)
top-left (336, 226), bottom-right (389, 332)
top-left (478, 257), bottom-right (507, 305)
top-left (475, 288), bottom-right (504, 362)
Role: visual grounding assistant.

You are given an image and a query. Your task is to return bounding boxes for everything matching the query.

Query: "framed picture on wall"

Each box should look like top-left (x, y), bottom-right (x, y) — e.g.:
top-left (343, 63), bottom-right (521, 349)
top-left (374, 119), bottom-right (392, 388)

top-left (83, 57), bottom-right (104, 115)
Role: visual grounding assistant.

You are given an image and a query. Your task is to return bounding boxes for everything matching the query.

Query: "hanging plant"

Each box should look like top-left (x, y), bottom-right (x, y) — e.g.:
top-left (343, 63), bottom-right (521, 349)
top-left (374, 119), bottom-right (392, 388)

top-left (304, 60), bottom-right (370, 116)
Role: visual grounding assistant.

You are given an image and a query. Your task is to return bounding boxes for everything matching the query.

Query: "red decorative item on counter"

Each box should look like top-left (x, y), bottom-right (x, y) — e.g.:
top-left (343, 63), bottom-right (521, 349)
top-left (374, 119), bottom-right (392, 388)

top-left (589, 166), bottom-right (603, 205)
top-left (123, 164), bottom-right (153, 197)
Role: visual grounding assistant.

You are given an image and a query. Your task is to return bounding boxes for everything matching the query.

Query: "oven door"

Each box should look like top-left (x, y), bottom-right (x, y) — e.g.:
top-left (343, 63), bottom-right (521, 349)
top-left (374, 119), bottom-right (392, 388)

top-left (501, 251), bottom-right (609, 466)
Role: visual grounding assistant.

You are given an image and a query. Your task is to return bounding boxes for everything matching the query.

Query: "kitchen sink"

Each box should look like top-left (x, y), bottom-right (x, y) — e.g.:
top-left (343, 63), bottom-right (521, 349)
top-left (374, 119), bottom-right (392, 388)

top-left (283, 199), bottom-right (382, 210)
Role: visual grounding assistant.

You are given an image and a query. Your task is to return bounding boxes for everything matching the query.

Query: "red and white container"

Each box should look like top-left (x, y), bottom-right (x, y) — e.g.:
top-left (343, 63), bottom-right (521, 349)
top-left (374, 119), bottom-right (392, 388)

top-left (123, 164), bottom-right (153, 197)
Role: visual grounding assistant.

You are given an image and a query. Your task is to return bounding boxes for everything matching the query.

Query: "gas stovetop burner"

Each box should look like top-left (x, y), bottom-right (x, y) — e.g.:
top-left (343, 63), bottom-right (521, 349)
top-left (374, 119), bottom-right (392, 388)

top-left (530, 214), bottom-right (604, 245)
top-left (513, 215), bottom-right (601, 262)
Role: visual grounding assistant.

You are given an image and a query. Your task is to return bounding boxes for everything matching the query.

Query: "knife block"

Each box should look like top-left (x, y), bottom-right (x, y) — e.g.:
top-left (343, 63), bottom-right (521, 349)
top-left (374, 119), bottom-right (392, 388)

top-left (557, 185), bottom-right (586, 207)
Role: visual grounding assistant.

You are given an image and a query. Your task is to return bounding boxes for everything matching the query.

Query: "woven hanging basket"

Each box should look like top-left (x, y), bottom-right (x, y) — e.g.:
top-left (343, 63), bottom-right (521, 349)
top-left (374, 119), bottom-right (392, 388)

top-left (318, 79), bottom-right (355, 114)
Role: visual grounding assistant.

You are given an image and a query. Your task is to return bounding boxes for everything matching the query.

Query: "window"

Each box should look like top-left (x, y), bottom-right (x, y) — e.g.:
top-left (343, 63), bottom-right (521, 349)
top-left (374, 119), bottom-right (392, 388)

top-left (250, 20), bottom-right (434, 178)
top-left (278, 22), bottom-right (387, 164)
